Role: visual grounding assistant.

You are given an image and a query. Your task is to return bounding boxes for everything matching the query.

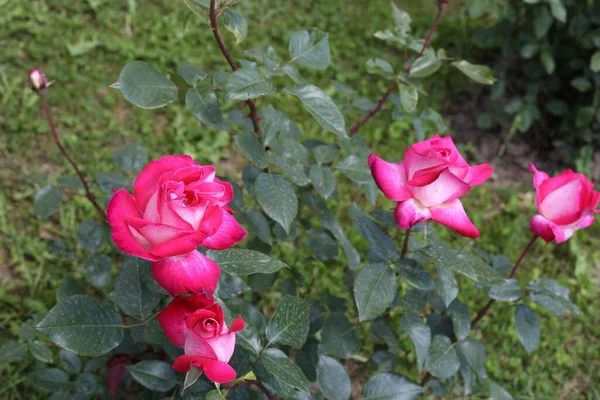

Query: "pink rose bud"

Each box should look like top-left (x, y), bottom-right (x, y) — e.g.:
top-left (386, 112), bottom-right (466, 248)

top-left (529, 163), bottom-right (599, 243)
top-left (368, 135), bottom-right (493, 238)
top-left (28, 69), bottom-right (48, 91)
top-left (106, 155), bottom-right (247, 296)
top-left (157, 296), bottom-right (244, 383)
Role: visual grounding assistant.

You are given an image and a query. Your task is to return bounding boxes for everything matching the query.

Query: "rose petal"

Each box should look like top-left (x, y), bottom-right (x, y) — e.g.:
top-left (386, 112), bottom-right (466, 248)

top-left (205, 332), bottom-right (236, 362)
top-left (539, 178), bottom-right (583, 225)
top-left (529, 163), bottom-right (549, 190)
top-left (107, 189), bottom-right (158, 261)
top-left (394, 199), bottom-right (431, 230)
top-left (229, 317), bottom-right (245, 333)
top-left (406, 163), bottom-right (448, 187)
top-left (172, 355), bottom-right (200, 373)
top-left (184, 329), bottom-right (218, 360)
top-left (463, 163), bottom-right (493, 186)
top-left (152, 250), bottom-right (220, 296)
top-left (157, 295), bottom-right (215, 347)
top-left (430, 199), bottom-right (480, 238)
top-left (368, 154), bottom-right (412, 201)
top-left (149, 230), bottom-right (208, 258)
top-left (202, 359), bottom-right (237, 383)
top-left (530, 214), bottom-right (562, 243)
top-left (201, 209), bottom-right (248, 250)
top-left (402, 145), bottom-right (447, 181)
top-left (411, 169), bottom-right (471, 208)
top-left (134, 155), bottom-right (195, 210)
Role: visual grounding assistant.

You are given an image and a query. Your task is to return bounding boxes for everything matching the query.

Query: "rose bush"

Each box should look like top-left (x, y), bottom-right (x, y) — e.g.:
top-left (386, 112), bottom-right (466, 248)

top-left (368, 135), bottom-right (492, 237)
top-left (107, 155), bottom-right (247, 295)
top-left (529, 164), bottom-right (600, 244)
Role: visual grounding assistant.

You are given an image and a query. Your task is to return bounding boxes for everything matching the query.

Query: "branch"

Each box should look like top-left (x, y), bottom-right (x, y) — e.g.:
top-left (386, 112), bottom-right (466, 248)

top-left (401, 226), bottom-right (411, 258)
top-left (230, 380), bottom-right (275, 400)
top-left (209, 0), bottom-right (261, 136)
top-left (41, 97), bottom-right (106, 220)
top-left (348, 0), bottom-right (448, 135)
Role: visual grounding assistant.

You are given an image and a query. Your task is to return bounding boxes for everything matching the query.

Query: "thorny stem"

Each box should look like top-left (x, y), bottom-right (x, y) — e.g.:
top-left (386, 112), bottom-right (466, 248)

top-left (41, 97), bottom-right (106, 220)
top-left (470, 235), bottom-right (539, 329)
top-left (348, 0), bottom-right (449, 136)
top-left (209, 0), bottom-right (261, 136)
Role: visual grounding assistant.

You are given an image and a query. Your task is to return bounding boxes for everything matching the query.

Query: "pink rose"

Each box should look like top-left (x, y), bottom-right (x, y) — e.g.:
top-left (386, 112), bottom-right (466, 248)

top-left (368, 135), bottom-right (493, 238)
top-left (157, 295), bottom-right (244, 383)
top-left (529, 164), bottom-right (599, 243)
top-left (107, 155), bottom-right (247, 295)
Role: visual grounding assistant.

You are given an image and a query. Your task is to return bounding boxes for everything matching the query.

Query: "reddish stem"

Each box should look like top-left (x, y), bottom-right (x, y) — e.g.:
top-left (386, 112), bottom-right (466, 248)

top-left (349, 0), bottom-right (448, 135)
top-left (230, 380), bottom-right (275, 400)
top-left (209, 0), bottom-right (261, 135)
top-left (471, 235), bottom-right (539, 329)
top-left (41, 97), bottom-right (106, 220)
top-left (401, 226), bottom-right (411, 258)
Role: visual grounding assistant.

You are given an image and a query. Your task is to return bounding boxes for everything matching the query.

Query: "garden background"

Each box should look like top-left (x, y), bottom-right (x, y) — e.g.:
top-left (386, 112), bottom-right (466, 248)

top-left (1, 0), bottom-right (599, 398)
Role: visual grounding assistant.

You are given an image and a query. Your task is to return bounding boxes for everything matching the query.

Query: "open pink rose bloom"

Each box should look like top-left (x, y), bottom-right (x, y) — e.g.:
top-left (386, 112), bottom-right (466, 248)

top-left (107, 155), bottom-right (247, 296)
top-left (368, 135), bottom-right (493, 238)
top-left (157, 296), bottom-right (244, 383)
top-left (529, 163), bottom-right (599, 243)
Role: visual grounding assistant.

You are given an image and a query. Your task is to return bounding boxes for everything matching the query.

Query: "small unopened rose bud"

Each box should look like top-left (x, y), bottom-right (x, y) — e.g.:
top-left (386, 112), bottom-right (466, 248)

top-left (29, 69), bottom-right (48, 92)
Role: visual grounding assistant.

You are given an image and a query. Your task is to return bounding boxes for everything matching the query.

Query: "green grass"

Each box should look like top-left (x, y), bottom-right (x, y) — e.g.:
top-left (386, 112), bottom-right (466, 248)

top-left (1, 0), bottom-right (599, 399)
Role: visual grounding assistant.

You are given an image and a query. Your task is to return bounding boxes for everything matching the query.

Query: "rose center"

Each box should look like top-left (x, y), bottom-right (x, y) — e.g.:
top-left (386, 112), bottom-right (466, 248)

top-left (433, 147), bottom-right (451, 159)
top-left (194, 317), bottom-right (219, 338)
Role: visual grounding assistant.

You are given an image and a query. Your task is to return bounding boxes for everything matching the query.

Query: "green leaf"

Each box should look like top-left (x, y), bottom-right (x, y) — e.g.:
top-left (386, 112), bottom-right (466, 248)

top-left (399, 312), bottom-right (431, 370)
top-left (354, 263), bottom-right (397, 322)
top-left (548, 0), bottom-right (566, 23)
top-left (350, 206), bottom-right (400, 261)
top-left (34, 186), bottom-right (62, 219)
top-left (255, 173), bottom-right (297, 234)
top-left (371, 317), bottom-right (399, 352)
top-left (96, 171), bottom-right (130, 193)
top-left (59, 350), bottom-right (81, 374)
top-left (207, 249), bottom-right (288, 275)
top-left (366, 58), bottom-right (394, 78)
top-left (74, 373), bottom-right (103, 396)
top-left (425, 335), bottom-right (460, 379)
top-left (113, 144), bottom-right (148, 173)
top-left (534, 6), bottom-right (553, 38)
top-left (28, 368), bottom-right (69, 392)
top-left (307, 228), bottom-right (339, 261)
top-left (178, 63), bottom-right (207, 85)
top-left (540, 50), bottom-right (555, 74)
top-left (56, 278), bottom-right (85, 302)
top-left (337, 155), bottom-right (373, 183)
top-left (0, 341), bottom-right (28, 366)
top-left (591, 51), bottom-right (600, 73)
top-left (30, 341), bottom-right (53, 363)
top-left (284, 84), bottom-right (347, 137)
top-left (514, 305), bottom-right (540, 353)
top-left (186, 86), bottom-right (224, 128)
top-left (313, 144), bottom-right (339, 165)
top-left (76, 220), bottom-right (105, 252)
top-left (400, 83), bottom-right (418, 113)
top-left (258, 348), bottom-right (310, 394)
top-left (488, 279), bottom-right (522, 302)
top-left (246, 208), bottom-right (272, 245)
top-left (57, 175), bottom-right (83, 189)
top-left (266, 296), bottom-right (310, 349)
top-left (224, 66), bottom-right (275, 101)
top-left (234, 130), bottom-right (268, 169)
top-left (317, 355), bottom-right (351, 400)
top-left (448, 300), bottom-right (470, 341)
top-left (527, 278), bottom-right (581, 315)
top-left (391, 3), bottom-right (412, 34)
top-left (320, 313), bottom-right (361, 358)
top-left (36, 295), bottom-right (124, 356)
top-left (310, 165), bottom-right (336, 199)
top-left (127, 360), bottom-right (178, 392)
top-left (571, 77), bottom-right (591, 93)
top-left (111, 61), bottom-right (177, 109)
top-left (452, 60), bottom-right (496, 85)
top-left (396, 259), bottom-right (435, 291)
top-left (456, 338), bottom-right (487, 380)
top-left (362, 373), bottom-right (424, 400)
top-left (410, 51), bottom-right (442, 78)
top-left (83, 254), bottom-right (112, 288)
top-left (110, 257), bottom-right (163, 319)
top-left (489, 381), bottom-right (515, 400)
top-left (436, 265), bottom-right (458, 307)
top-left (288, 28), bottom-right (330, 69)
top-left (223, 9), bottom-right (247, 44)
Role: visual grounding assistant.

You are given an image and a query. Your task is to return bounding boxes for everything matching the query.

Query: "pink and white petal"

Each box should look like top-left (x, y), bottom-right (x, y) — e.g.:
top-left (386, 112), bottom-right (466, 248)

top-left (229, 317), bottom-right (245, 333)
top-left (134, 155), bottom-right (194, 210)
top-left (172, 203), bottom-right (206, 231)
top-left (430, 200), bottom-right (480, 238)
top-left (201, 209), bottom-right (248, 250)
top-left (184, 330), bottom-right (218, 360)
top-left (152, 250), bottom-right (220, 296)
top-left (529, 163), bottom-right (549, 189)
top-left (406, 164), bottom-right (448, 187)
top-left (107, 189), bottom-right (158, 261)
top-left (530, 215), bottom-right (558, 243)
top-left (411, 170), bottom-right (471, 208)
top-left (149, 230), bottom-right (208, 259)
top-left (402, 146), bottom-right (447, 181)
top-left (367, 154), bottom-right (411, 201)
top-left (172, 355), bottom-right (197, 373)
top-left (430, 135), bottom-right (469, 166)
top-left (394, 199), bottom-right (431, 230)
top-left (143, 191), bottom-right (161, 223)
top-left (537, 169), bottom-right (579, 205)
top-left (539, 178), bottom-right (582, 225)
top-left (409, 134), bottom-right (440, 156)
top-left (202, 359), bottom-right (237, 383)
top-left (205, 332), bottom-right (236, 362)
top-left (576, 214), bottom-right (595, 230)
top-left (137, 223), bottom-right (190, 248)
top-left (463, 163), bottom-right (493, 186)
top-left (156, 296), bottom-right (214, 348)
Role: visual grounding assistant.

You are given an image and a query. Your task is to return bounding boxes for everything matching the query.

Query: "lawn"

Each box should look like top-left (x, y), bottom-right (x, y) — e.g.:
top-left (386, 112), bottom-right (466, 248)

top-left (1, 0), bottom-right (599, 399)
